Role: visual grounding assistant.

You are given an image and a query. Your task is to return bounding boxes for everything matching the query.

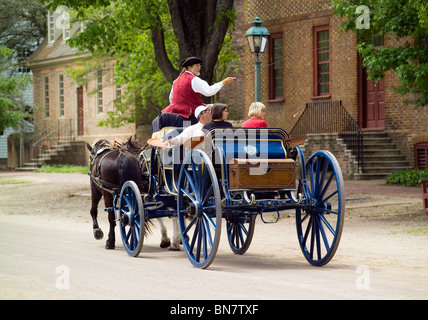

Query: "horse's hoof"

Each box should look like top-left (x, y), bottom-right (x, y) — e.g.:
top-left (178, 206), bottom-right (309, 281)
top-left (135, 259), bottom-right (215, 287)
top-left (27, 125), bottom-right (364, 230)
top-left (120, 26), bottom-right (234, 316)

top-left (160, 240), bottom-right (171, 249)
top-left (105, 243), bottom-right (115, 250)
top-left (93, 228), bottom-right (104, 240)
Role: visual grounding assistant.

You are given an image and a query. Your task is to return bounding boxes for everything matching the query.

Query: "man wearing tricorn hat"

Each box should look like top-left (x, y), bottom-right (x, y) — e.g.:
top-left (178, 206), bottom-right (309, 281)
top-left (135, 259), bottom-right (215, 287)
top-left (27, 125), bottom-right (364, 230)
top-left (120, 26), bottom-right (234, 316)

top-left (156, 56), bottom-right (235, 129)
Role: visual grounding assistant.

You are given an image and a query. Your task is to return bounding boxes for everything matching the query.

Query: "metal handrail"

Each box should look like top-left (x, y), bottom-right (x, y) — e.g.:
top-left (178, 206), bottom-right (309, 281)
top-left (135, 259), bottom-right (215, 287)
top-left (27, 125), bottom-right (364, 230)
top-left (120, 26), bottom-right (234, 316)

top-left (32, 119), bottom-right (72, 166)
top-left (290, 100), bottom-right (363, 171)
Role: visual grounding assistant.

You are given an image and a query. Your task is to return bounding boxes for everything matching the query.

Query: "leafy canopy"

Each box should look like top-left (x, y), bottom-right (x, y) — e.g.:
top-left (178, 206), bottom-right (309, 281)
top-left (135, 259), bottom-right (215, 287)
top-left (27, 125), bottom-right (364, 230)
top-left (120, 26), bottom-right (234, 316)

top-left (0, 47), bottom-right (30, 133)
top-left (44, 0), bottom-right (239, 127)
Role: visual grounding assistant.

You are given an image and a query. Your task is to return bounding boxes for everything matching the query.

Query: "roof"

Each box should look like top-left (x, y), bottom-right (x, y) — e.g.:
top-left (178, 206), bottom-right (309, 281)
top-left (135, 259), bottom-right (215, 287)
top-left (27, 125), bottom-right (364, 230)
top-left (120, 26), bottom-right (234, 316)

top-left (28, 34), bottom-right (88, 69)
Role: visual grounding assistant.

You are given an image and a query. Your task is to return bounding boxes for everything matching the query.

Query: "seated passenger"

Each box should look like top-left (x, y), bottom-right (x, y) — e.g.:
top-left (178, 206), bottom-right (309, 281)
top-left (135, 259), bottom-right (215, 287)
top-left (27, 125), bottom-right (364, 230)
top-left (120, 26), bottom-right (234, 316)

top-left (165, 105), bottom-right (212, 147)
top-left (241, 102), bottom-right (267, 128)
top-left (202, 103), bottom-right (233, 133)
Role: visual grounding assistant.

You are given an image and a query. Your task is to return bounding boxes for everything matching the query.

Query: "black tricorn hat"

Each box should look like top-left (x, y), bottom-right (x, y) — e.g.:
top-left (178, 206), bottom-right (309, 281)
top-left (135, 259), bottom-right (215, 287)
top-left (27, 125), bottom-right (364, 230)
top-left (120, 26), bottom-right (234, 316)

top-left (181, 56), bottom-right (203, 68)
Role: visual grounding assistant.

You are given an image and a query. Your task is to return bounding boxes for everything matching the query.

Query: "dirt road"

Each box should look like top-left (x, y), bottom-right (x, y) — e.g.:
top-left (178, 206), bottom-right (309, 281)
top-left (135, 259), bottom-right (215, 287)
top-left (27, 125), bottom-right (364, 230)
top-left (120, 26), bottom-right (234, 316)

top-left (1, 171), bottom-right (427, 300)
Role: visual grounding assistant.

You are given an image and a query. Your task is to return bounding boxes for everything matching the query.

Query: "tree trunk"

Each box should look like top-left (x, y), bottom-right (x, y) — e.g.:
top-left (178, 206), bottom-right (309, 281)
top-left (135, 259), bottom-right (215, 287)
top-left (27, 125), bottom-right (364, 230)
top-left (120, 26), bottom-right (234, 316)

top-left (162, 0), bottom-right (234, 84)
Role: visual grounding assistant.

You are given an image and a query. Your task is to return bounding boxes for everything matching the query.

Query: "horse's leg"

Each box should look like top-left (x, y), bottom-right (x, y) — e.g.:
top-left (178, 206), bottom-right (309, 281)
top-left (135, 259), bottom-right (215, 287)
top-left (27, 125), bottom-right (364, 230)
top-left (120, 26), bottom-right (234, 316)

top-left (103, 192), bottom-right (116, 250)
top-left (157, 218), bottom-right (171, 248)
top-left (169, 217), bottom-right (181, 251)
top-left (90, 181), bottom-right (104, 240)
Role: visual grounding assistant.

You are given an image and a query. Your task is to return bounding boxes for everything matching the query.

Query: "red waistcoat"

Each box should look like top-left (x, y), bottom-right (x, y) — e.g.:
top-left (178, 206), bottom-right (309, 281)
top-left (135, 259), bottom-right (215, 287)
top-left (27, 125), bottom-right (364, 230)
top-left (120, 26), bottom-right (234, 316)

top-left (162, 72), bottom-right (202, 118)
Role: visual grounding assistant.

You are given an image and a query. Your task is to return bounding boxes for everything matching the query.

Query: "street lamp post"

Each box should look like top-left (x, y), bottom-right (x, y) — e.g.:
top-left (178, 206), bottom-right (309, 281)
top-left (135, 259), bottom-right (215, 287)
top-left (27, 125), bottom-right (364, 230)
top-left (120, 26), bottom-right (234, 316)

top-left (245, 17), bottom-right (270, 102)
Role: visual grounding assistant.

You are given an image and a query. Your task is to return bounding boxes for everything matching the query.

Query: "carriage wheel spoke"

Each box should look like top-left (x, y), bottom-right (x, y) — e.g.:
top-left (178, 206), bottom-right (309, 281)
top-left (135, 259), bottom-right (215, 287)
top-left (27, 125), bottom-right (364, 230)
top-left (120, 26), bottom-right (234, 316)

top-left (177, 149), bottom-right (221, 268)
top-left (184, 170), bottom-right (198, 198)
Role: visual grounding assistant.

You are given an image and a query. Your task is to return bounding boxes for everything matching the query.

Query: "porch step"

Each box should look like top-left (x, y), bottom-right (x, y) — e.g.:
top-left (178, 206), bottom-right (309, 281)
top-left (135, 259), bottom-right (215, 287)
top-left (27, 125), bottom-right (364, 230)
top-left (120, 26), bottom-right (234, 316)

top-left (17, 141), bottom-right (86, 170)
top-left (354, 132), bottom-right (412, 180)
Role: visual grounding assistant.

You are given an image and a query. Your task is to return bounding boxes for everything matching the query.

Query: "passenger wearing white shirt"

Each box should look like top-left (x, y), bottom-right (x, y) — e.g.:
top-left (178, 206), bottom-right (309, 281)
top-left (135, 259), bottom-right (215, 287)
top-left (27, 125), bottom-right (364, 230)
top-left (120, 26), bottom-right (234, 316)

top-left (166, 105), bottom-right (212, 147)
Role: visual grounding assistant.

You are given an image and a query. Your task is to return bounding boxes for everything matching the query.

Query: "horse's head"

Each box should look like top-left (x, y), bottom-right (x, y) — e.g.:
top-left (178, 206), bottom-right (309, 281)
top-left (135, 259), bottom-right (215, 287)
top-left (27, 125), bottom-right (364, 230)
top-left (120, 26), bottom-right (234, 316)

top-left (87, 139), bottom-right (112, 165)
top-left (122, 137), bottom-right (146, 155)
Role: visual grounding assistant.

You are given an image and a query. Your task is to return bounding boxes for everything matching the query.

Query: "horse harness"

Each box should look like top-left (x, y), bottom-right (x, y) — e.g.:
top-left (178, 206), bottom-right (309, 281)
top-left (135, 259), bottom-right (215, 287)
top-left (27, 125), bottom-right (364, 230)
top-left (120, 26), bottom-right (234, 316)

top-left (88, 143), bottom-right (123, 194)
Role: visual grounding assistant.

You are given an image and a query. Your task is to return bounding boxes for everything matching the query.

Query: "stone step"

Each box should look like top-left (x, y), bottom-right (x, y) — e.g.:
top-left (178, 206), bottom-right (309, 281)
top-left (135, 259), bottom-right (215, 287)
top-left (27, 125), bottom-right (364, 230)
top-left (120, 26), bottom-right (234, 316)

top-left (363, 160), bottom-right (411, 168)
top-left (362, 166), bottom-right (413, 174)
top-left (356, 131), bottom-right (412, 180)
top-left (17, 140), bottom-right (85, 170)
top-left (354, 172), bottom-right (391, 180)
top-left (363, 154), bottom-right (407, 162)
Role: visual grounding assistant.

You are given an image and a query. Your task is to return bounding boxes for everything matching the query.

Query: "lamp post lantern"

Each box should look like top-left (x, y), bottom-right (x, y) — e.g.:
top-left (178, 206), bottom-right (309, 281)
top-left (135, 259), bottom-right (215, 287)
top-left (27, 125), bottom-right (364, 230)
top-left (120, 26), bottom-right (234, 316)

top-left (245, 17), bottom-right (270, 102)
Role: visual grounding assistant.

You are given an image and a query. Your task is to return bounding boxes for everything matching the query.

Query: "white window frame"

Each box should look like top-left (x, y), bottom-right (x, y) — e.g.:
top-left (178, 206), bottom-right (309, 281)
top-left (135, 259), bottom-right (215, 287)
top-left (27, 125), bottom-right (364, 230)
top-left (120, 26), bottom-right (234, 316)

top-left (43, 75), bottom-right (50, 119)
top-left (48, 10), bottom-right (55, 45)
top-left (57, 73), bottom-right (65, 118)
top-left (96, 70), bottom-right (103, 114)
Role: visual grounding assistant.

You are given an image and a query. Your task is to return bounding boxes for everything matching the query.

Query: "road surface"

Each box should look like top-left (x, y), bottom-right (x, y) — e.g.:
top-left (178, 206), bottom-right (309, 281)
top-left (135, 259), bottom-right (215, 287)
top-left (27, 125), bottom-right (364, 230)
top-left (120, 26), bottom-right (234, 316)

top-left (1, 172), bottom-right (427, 300)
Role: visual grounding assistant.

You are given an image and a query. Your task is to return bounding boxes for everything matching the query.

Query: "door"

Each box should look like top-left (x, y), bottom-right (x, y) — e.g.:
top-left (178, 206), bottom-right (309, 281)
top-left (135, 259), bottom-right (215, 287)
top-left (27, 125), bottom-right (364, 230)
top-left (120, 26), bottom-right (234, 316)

top-left (77, 87), bottom-right (84, 136)
top-left (359, 57), bottom-right (385, 130)
top-left (364, 75), bottom-right (385, 129)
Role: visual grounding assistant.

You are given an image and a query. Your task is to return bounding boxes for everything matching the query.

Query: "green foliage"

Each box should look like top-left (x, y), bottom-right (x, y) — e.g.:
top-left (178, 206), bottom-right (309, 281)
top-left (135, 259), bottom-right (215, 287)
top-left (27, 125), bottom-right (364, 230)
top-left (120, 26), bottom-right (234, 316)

top-left (0, 46), bottom-right (31, 132)
top-left (332, 0), bottom-right (428, 107)
top-left (385, 168), bottom-right (428, 186)
top-left (0, 0), bottom-right (46, 54)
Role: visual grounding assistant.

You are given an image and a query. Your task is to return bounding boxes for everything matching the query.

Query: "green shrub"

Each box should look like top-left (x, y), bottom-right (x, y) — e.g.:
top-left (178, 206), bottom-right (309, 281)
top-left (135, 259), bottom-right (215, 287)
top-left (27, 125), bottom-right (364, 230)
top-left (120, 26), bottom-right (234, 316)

top-left (385, 169), bottom-right (428, 187)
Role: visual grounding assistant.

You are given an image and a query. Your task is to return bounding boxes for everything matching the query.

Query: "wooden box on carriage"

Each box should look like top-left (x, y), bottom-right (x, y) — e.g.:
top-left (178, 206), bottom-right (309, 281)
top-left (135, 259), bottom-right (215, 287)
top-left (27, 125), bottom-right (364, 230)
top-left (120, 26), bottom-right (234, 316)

top-left (228, 158), bottom-right (296, 190)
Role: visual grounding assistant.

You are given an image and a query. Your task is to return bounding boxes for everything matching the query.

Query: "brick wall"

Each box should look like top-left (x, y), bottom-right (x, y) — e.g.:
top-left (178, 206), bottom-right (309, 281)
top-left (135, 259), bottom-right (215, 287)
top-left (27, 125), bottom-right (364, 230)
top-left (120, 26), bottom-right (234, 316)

top-left (301, 133), bottom-right (359, 180)
top-left (241, 0), bottom-right (428, 169)
top-left (241, 0), bottom-right (359, 132)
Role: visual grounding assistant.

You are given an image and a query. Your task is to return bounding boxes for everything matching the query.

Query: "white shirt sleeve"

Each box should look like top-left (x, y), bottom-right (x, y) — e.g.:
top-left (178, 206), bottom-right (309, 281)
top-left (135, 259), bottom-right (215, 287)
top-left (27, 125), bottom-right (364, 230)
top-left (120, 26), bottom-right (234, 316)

top-left (191, 76), bottom-right (224, 97)
top-left (176, 123), bottom-right (204, 144)
top-left (169, 80), bottom-right (175, 102)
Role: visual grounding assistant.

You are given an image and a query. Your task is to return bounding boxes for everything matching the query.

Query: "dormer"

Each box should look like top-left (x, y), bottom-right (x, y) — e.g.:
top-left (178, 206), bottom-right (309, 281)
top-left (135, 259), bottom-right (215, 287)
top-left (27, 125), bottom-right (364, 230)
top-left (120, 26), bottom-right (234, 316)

top-left (47, 7), bottom-right (82, 45)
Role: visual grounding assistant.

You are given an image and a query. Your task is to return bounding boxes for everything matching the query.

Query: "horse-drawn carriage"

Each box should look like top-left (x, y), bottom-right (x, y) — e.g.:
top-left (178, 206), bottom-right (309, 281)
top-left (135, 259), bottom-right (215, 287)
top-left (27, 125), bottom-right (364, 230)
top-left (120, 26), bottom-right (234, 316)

top-left (89, 127), bottom-right (344, 269)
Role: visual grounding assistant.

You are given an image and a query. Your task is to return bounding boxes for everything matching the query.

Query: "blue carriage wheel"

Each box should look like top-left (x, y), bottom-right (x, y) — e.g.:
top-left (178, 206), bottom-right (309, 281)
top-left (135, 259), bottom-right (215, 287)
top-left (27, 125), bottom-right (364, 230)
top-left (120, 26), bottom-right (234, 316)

top-left (118, 181), bottom-right (145, 257)
top-left (226, 212), bottom-right (256, 255)
top-left (296, 150), bottom-right (345, 266)
top-left (177, 149), bottom-right (222, 269)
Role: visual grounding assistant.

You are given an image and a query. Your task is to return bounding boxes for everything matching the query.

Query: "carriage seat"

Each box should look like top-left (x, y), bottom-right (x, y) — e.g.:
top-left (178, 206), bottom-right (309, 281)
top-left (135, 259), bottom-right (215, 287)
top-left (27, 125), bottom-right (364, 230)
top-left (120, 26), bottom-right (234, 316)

top-left (151, 126), bottom-right (181, 139)
top-left (204, 128), bottom-right (289, 164)
top-left (163, 128), bottom-right (184, 140)
top-left (204, 128), bottom-right (296, 190)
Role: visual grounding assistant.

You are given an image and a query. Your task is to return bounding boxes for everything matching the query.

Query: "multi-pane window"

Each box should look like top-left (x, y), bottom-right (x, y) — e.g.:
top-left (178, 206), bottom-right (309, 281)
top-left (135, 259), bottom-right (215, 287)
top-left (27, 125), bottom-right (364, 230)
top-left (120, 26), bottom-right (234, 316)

top-left (372, 30), bottom-right (384, 47)
top-left (314, 26), bottom-right (330, 96)
top-left (96, 70), bottom-right (103, 114)
top-left (43, 75), bottom-right (50, 118)
top-left (63, 26), bottom-right (70, 41)
top-left (415, 143), bottom-right (428, 169)
top-left (114, 82), bottom-right (122, 111)
top-left (58, 73), bottom-right (65, 118)
top-left (48, 11), bottom-right (55, 44)
top-left (269, 34), bottom-right (284, 100)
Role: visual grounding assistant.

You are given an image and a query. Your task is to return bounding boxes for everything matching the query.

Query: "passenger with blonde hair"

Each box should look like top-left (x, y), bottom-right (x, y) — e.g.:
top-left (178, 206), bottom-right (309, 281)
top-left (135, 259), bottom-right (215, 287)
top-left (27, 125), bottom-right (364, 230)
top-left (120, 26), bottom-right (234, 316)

top-left (241, 102), bottom-right (267, 128)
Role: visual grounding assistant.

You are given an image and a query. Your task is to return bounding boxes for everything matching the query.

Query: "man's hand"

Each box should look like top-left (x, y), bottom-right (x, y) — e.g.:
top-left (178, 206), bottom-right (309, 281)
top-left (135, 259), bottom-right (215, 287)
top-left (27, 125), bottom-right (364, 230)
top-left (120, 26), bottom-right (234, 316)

top-left (222, 77), bottom-right (236, 85)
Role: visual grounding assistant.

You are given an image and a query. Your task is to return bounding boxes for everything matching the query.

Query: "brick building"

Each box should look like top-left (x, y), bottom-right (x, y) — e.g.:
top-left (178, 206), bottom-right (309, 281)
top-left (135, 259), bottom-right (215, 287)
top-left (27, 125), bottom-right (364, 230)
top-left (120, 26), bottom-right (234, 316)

top-left (239, 0), bottom-right (428, 178)
top-left (28, 10), bottom-right (135, 166)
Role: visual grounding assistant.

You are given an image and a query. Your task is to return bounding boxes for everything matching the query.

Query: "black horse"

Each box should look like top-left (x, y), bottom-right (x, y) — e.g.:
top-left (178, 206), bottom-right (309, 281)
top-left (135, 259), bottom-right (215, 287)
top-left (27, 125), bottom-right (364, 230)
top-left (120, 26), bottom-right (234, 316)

top-left (86, 139), bottom-right (151, 249)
